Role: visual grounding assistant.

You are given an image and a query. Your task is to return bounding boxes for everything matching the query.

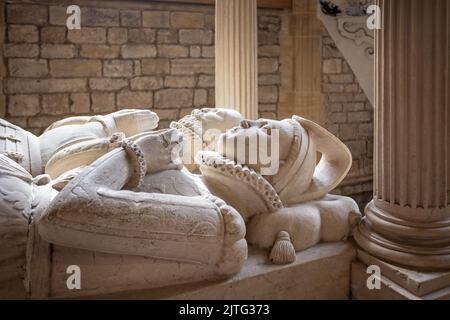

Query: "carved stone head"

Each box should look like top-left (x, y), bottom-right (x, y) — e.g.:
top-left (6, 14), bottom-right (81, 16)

top-left (204, 116), bottom-right (353, 206)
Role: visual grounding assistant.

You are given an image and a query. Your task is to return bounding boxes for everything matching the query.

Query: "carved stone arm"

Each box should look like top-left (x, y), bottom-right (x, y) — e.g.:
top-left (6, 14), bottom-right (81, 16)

top-left (38, 147), bottom-right (247, 276)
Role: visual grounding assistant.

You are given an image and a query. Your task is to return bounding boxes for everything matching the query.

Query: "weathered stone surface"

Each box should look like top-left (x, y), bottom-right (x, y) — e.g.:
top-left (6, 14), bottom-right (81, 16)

top-left (339, 124), bottom-right (359, 140)
top-left (258, 74), bottom-right (281, 86)
top-left (9, 59), bottom-right (48, 77)
top-left (133, 61), bottom-right (142, 76)
top-left (141, 58), bottom-right (170, 75)
top-left (155, 89), bottom-right (193, 108)
top-left (194, 89), bottom-right (208, 107)
top-left (5, 78), bottom-right (87, 94)
top-left (323, 59), bottom-right (343, 74)
top-left (164, 76), bottom-right (195, 88)
top-left (120, 10), bottom-right (141, 27)
top-left (28, 116), bottom-right (60, 130)
top-left (179, 30), bottom-right (213, 45)
top-left (8, 25), bottom-right (38, 43)
top-left (70, 93), bottom-right (90, 114)
top-left (208, 88), bottom-right (215, 105)
top-left (258, 30), bottom-right (278, 45)
top-left (103, 60), bottom-right (133, 78)
top-left (348, 111), bottom-right (371, 123)
top-left (171, 12), bottom-right (204, 29)
top-left (41, 44), bottom-right (76, 59)
top-left (171, 59), bottom-right (214, 75)
top-left (117, 90), bottom-right (153, 109)
top-left (91, 92), bottom-right (115, 113)
top-left (130, 77), bottom-right (163, 90)
top-left (107, 28), bottom-right (127, 45)
top-left (158, 45), bottom-right (189, 58)
top-left (4, 44), bottom-right (39, 58)
top-left (259, 104), bottom-right (277, 112)
top-left (47, 79), bottom-right (88, 93)
top-left (201, 46), bottom-right (215, 58)
top-left (198, 75), bottom-right (214, 88)
top-left (142, 11), bottom-right (170, 28)
top-left (259, 15), bottom-right (281, 32)
top-left (152, 109), bottom-right (179, 121)
top-left (68, 28), bottom-right (106, 44)
top-left (121, 45), bottom-right (157, 58)
top-left (258, 45), bottom-right (280, 57)
top-left (258, 86), bottom-right (278, 104)
top-left (329, 74), bottom-right (354, 84)
top-left (50, 59), bottom-right (102, 77)
top-left (102, 243), bottom-right (355, 300)
top-left (323, 84), bottom-right (345, 93)
top-left (128, 28), bottom-right (156, 44)
top-left (41, 27), bottom-right (66, 44)
top-left (190, 46), bottom-right (201, 58)
top-left (7, 4), bottom-right (48, 26)
top-left (81, 8), bottom-right (119, 27)
top-left (157, 30), bottom-right (178, 44)
top-left (328, 112), bottom-right (347, 123)
top-left (80, 45), bottom-right (120, 59)
top-left (259, 111), bottom-right (277, 120)
top-left (90, 78), bottom-right (128, 91)
top-left (8, 95), bottom-right (40, 116)
top-left (258, 58), bottom-right (279, 74)
top-left (42, 94), bottom-right (69, 115)
top-left (49, 6), bottom-right (68, 26)
top-left (205, 14), bottom-right (215, 30)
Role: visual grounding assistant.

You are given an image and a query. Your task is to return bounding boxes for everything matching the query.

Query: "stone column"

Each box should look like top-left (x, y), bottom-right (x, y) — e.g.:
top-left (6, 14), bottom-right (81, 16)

top-left (215, 0), bottom-right (258, 119)
top-left (354, 0), bottom-right (450, 270)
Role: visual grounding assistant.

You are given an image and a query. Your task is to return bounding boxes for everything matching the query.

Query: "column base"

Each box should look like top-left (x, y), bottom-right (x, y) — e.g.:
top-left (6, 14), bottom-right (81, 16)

top-left (352, 250), bottom-right (450, 300)
top-left (354, 201), bottom-right (450, 270)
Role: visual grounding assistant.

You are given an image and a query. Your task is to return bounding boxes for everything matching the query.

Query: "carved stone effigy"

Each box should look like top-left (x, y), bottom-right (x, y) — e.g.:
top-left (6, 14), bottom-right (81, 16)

top-left (0, 108), bottom-right (360, 298)
top-left (170, 108), bottom-right (243, 172)
top-left (197, 115), bottom-right (361, 263)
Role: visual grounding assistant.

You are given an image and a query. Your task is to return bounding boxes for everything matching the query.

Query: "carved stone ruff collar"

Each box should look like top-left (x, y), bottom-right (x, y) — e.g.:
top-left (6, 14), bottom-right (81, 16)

top-left (196, 151), bottom-right (283, 212)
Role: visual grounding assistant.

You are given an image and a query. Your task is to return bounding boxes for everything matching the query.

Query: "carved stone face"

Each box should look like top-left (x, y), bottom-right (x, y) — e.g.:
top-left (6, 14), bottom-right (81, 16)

top-left (218, 119), bottom-right (295, 174)
top-left (133, 129), bottom-right (184, 174)
top-left (192, 108), bottom-right (243, 134)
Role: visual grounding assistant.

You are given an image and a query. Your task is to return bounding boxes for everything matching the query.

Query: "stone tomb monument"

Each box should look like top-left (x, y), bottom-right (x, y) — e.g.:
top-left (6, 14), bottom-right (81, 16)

top-left (0, 108), bottom-right (360, 299)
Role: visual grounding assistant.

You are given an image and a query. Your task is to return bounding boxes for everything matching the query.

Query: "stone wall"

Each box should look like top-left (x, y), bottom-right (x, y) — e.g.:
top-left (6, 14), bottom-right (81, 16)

top-left (2, 1), bottom-right (282, 134)
top-left (321, 30), bottom-right (374, 209)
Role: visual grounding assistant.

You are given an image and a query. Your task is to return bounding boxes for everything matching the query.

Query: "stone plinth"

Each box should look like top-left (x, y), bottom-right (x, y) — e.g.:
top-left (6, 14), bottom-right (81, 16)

top-left (352, 256), bottom-right (450, 300)
top-left (88, 243), bottom-right (356, 300)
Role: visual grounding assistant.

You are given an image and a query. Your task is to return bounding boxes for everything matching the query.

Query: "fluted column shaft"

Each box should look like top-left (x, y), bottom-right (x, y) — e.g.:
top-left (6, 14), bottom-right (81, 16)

top-left (215, 0), bottom-right (258, 119)
top-left (355, 0), bottom-right (450, 270)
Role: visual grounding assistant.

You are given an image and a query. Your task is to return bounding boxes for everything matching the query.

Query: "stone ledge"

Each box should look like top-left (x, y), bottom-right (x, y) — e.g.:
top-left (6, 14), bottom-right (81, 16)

top-left (351, 261), bottom-right (450, 300)
top-left (90, 242), bottom-right (356, 300)
top-left (357, 250), bottom-right (450, 297)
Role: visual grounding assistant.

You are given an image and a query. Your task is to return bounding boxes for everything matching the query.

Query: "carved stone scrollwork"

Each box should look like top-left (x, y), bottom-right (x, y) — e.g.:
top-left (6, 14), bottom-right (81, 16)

top-left (318, 0), bottom-right (375, 105)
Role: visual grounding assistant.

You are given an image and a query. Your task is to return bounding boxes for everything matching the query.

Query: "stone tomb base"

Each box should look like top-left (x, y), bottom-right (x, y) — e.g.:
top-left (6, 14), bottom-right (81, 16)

top-left (352, 250), bottom-right (450, 300)
top-left (91, 243), bottom-right (355, 300)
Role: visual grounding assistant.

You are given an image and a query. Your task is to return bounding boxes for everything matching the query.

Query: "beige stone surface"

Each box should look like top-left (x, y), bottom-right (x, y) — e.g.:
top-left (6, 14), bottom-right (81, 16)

top-left (352, 262), bottom-right (450, 300)
top-left (354, 0), bottom-right (450, 270)
top-left (357, 250), bottom-right (450, 297)
top-left (2, 1), bottom-right (283, 134)
top-left (92, 243), bottom-right (356, 300)
top-left (318, 2), bottom-right (375, 105)
top-left (215, 0), bottom-right (258, 119)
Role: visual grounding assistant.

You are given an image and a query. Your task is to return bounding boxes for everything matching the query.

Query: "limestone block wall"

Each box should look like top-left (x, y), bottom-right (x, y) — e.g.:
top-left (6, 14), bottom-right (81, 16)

top-left (321, 30), bottom-right (374, 209)
top-left (2, 1), bottom-right (282, 134)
